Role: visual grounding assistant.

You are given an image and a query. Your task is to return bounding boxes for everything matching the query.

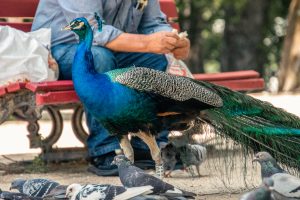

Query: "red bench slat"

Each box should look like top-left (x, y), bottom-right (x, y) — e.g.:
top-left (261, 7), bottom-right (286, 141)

top-left (160, 0), bottom-right (180, 30)
top-left (0, 87), bottom-right (7, 96)
top-left (26, 80), bottom-right (74, 92)
top-left (193, 70), bottom-right (260, 81)
top-left (210, 78), bottom-right (265, 91)
top-left (0, 0), bottom-right (39, 17)
top-left (160, 0), bottom-right (179, 18)
top-left (36, 91), bottom-right (79, 106)
top-left (6, 82), bottom-right (26, 93)
top-left (0, 22), bottom-right (33, 32)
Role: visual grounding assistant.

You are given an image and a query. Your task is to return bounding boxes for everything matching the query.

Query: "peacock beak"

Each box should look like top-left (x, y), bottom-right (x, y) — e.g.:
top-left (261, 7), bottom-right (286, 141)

top-left (62, 24), bottom-right (72, 31)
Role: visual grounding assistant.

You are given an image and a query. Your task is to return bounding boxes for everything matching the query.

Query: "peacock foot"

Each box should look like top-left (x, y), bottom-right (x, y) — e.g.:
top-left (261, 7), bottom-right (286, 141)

top-left (155, 164), bottom-right (164, 179)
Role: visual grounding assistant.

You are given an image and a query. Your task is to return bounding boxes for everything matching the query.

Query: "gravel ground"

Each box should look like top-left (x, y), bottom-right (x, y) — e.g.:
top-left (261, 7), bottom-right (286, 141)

top-left (1, 92), bottom-right (300, 199)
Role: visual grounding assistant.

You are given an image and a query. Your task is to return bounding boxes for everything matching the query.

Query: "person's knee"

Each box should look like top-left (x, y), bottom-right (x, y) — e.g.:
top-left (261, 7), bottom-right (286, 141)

top-left (146, 54), bottom-right (168, 71)
top-left (92, 47), bottom-right (117, 73)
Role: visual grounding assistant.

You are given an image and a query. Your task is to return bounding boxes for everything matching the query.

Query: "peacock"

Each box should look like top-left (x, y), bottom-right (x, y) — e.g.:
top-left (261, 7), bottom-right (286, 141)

top-left (63, 17), bottom-right (300, 178)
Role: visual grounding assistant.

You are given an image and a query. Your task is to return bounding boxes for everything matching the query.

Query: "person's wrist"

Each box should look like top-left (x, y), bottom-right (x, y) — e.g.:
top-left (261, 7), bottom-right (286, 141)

top-left (143, 34), bottom-right (152, 53)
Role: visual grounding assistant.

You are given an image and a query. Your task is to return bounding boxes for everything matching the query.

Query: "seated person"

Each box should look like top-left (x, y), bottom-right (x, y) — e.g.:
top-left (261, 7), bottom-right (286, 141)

top-left (31, 0), bottom-right (190, 176)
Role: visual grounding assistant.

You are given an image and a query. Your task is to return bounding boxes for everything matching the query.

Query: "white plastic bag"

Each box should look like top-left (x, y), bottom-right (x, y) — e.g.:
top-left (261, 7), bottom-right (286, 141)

top-left (0, 26), bottom-right (58, 86)
top-left (166, 30), bottom-right (194, 78)
top-left (166, 54), bottom-right (194, 78)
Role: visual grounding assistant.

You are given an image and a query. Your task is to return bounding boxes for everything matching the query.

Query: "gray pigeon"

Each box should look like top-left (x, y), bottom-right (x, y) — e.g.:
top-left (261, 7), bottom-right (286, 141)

top-left (240, 178), bottom-right (274, 200)
top-left (66, 183), bottom-right (153, 200)
top-left (168, 119), bottom-right (204, 148)
top-left (269, 173), bottom-right (300, 199)
top-left (112, 155), bottom-right (196, 199)
top-left (160, 143), bottom-right (179, 177)
top-left (0, 189), bottom-right (42, 200)
top-left (253, 152), bottom-right (300, 199)
top-left (177, 144), bottom-right (207, 177)
top-left (253, 152), bottom-right (286, 179)
top-left (43, 185), bottom-right (68, 200)
top-left (10, 178), bottom-right (60, 198)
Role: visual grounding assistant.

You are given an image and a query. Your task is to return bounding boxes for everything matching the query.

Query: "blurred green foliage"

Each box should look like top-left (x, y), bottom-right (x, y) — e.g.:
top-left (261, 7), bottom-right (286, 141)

top-left (176, 0), bottom-right (290, 78)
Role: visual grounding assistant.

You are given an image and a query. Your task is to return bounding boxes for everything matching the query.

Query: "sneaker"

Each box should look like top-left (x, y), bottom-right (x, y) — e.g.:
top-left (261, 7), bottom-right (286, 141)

top-left (87, 149), bottom-right (156, 176)
top-left (87, 151), bottom-right (119, 176)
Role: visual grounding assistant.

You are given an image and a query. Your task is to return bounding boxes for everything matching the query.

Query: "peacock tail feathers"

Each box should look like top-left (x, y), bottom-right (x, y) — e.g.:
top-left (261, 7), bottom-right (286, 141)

top-left (198, 81), bottom-right (300, 170)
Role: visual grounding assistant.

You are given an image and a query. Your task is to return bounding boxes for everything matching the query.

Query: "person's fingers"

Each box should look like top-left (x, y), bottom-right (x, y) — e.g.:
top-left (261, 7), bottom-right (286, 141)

top-left (165, 37), bottom-right (178, 46)
top-left (164, 32), bottom-right (180, 40)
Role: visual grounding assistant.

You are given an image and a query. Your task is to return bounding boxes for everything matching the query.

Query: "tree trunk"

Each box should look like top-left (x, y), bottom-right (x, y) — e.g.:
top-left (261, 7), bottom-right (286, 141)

top-left (221, 0), bottom-right (269, 75)
top-left (278, 0), bottom-right (300, 91)
top-left (178, 0), bottom-right (204, 73)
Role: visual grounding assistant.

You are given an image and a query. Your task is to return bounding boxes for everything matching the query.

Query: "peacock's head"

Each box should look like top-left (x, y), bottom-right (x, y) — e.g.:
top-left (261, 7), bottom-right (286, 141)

top-left (63, 17), bottom-right (90, 39)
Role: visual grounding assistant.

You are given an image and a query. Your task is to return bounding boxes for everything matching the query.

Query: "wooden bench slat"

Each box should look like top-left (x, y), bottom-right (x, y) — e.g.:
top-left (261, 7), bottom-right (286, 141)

top-left (36, 91), bottom-right (79, 106)
top-left (34, 78), bottom-right (264, 106)
top-left (193, 70), bottom-right (260, 81)
top-left (6, 82), bottom-right (26, 93)
top-left (0, 22), bottom-right (33, 32)
top-left (160, 0), bottom-right (179, 18)
top-left (0, 0), bottom-right (39, 17)
top-left (210, 78), bottom-right (265, 91)
top-left (0, 87), bottom-right (7, 96)
top-left (26, 80), bottom-right (74, 92)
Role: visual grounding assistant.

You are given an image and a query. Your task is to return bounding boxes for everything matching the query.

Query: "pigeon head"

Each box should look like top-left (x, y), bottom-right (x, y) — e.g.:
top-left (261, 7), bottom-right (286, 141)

top-left (10, 179), bottom-right (26, 191)
top-left (253, 151), bottom-right (285, 179)
top-left (66, 183), bottom-right (82, 199)
top-left (62, 17), bottom-right (91, 40)
top-left (253, 152), bottom-right (276, 164)
top-left (111, 155), bottom-right (132, 166)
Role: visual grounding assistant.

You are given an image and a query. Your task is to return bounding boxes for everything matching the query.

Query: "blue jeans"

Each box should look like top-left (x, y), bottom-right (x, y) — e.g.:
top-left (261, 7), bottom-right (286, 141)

top-left (52, 44), bottom-right (169, 157)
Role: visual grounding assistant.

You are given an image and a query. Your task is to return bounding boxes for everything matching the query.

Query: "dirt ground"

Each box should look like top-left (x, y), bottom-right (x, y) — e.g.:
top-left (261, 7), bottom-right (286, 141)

top-left (1, 92), bottom-right (299, 199)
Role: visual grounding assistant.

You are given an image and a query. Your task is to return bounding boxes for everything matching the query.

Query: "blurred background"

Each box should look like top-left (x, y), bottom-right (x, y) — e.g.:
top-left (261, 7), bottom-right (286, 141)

top-left (176, 0), bottom-right (300, 92)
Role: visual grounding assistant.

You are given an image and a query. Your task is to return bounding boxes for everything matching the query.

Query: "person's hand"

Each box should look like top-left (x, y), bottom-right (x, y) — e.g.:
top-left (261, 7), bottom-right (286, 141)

top-left (145, 31), bottom-right (180, 54)
top-left (172, 38), bottom-right (190, 60)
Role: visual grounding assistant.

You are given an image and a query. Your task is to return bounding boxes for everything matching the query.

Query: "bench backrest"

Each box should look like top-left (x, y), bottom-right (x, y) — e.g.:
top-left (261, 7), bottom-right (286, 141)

top-left (0, 0), bottom-right (179, 32)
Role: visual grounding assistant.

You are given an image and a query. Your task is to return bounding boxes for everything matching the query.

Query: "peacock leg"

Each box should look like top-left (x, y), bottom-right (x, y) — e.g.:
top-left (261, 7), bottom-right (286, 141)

top-left (196, 165), bottom-right (201, 177)
top-left (119, 135), bottom-right (134, 163)
top-left (135, 131), bottom-right (164, 179)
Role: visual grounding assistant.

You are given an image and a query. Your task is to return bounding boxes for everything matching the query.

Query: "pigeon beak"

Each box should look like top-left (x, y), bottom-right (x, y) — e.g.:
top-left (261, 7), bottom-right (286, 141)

top-left (252, 156), bottom-right (259, 163)
top-left (62, 24), bottom-right (72, 31)
top-left (111, 160), bottom-right (116, 166)
top-left (269, 186), bottom-right (274, 191)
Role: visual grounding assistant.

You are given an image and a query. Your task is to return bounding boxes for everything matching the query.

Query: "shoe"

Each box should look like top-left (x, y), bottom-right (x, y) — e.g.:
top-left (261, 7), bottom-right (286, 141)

top-left (88, 149), bottom-right (157, 176)
top-left (87, 151), bottom-right (119, 176)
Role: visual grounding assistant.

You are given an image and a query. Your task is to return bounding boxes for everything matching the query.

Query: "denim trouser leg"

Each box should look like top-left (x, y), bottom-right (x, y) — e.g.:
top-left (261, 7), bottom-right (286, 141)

top-left (52, 44), bottom-right (169, 157)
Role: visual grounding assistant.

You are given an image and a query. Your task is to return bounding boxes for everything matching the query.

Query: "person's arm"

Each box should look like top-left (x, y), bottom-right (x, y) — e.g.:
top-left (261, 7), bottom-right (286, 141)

top-left (106, 31), bottom-right (179, 54)
top-left (136, 0), bottom-right (190, 59)
top-left (58, 1), bottom-right (123, 46)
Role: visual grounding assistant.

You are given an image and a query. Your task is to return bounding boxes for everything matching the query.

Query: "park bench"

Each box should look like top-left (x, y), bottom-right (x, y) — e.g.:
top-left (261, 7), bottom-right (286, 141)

top-left (0, 0), bottom-right (264, 161)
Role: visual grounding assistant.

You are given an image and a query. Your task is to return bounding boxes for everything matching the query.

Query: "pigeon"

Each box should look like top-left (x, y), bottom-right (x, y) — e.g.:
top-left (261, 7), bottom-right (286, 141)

top-left (160, 142), bottom-right (179, 177)
top-left (240, 178), bottom-right (274, 200)
top-left (112, 155), bottom-right (196, 199)
top-left (253, 152), bottom-right (286, 179)
top-left (66, 183), bottom-right (153, 200)
top-left (43, 185), bottom-right (68, 200)
top-left (177, 144), bottom-right (207, 177)
top-left (0, 188), bottom-right (42, 200)
top-left (253, 152), bottom-right (300, 199)
top-left (168, 119), bottom-right (204, 148)
top-left (10, 178), bottom-right (60, 198)
top-left (269, 173), bottom-right (300, 199)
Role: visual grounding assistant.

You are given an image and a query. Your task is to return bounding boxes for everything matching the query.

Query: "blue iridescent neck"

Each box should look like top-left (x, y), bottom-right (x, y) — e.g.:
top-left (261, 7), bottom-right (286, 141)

top-left (78, 24), bottom-right (93, 51)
